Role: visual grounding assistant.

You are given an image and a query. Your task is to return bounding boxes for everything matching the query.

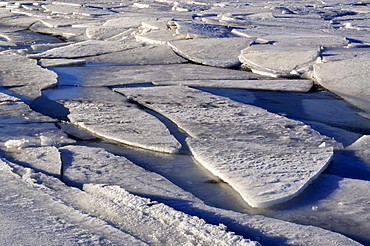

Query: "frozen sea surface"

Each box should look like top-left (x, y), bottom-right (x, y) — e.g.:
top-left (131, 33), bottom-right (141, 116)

top-left (1, 0), bottom-right (370, 245)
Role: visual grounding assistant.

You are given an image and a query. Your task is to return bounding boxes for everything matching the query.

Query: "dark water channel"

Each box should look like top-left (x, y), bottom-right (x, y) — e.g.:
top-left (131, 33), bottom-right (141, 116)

top-left (39, 64), bottom-right (370, 245)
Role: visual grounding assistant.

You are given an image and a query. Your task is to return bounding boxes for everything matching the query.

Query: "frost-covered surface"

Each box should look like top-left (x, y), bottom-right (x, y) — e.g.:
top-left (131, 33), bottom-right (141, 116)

top-left (116, 86), bottom-right (339, 207)
top-left (0, 0), bottom-right (369, 244)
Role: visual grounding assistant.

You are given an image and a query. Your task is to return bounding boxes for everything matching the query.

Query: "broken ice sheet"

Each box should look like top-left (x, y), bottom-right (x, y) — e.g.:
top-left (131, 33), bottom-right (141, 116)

top-left (54, 63), bottom-right (261, 87)
top-left (0, 54), bottom-right (58, 99)
top-left (84, 43), bottom-right (188, 65)
top-left (239, 44), bottom-right (320, 78)
top-left (173, 21), bottom-right (233, 38)
top-left (0, 123), bottom-right (75, 150)
top-left (115, 86), bottom-right (340, 208)
top-left (61, 87), bottom-right (181, 153)
top-left (28, 40), bottom-right (134, 59)
top-left (60, 145), bottom-right (200, 202)
top-left (0, 92), bottom-right (55, 123)
top-left (313, 57), bottom-right (370, 113)
top-left (167, 37), bottom-right (255, 67)
top-left (152, 79), bottom-right (313, 92)
top-left (38, 58), bottom-right (86, 68)
top-left (4, 146), bottom-right (62, 178)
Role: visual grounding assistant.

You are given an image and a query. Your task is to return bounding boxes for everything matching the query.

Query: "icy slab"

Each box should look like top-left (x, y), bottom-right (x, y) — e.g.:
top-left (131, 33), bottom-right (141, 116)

top-left (62, 91), bottom-right (181, 153)
top-left (84, 184), bottom-right (260, 246)
top-left (313, 57), bottom-right (370, 112)
top-left (85, 43), bottom-right (188, 65)
top-left (321, 47), bottom-right (370, 62)
top-left (256, 34), bottom-right (349, 48)
top-left (29, 21), bottom-right (88, 42)
top-left (168, 37), bottom-right (254, 67)
top-left (85, 25), bottom-right (130, 40)
top-left (56, 63), bottom-right (261, 87)
top-left (135, 29), bottom-right (184, 45)
top-left (0, 54), bottom-right (58, 99)
top-left (5, 146), bottom-right (62, 178)
top-left (61, 145), bottom-right (201, 202)
top-left (152, 79), bottom-right (313, 92)
top-left (42, 2), bottom-right (112, 17)
top-left (239, 44), bottom-right (320, 78)
top-left (0, 92), bottom-right (55, 123)
top-left (173, 21), bottom-right (233, 38)
top-left (115, 86), bottom-right (338, 208)
top-left (0, 123), bottom-right (75, 150)
top-left (28, 40), bottom-right (132, 59)
top-left (38, 58), bottom-right (86, 68)
top-left (0, 27), bottom-right (63, 45)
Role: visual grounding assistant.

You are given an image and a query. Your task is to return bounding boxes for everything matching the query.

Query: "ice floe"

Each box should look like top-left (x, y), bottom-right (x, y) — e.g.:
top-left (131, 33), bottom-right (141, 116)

top-left (54, 63), bottom-right (261, 87)
top-left (60, 145), bottom-right (200, 202)
top-left (239, 44), bottom-right (321, 78)
top-left (61, 88), bottom-right (181, 153)
top-left (168, 37), bottom-right (255, 67)
top-left (0, 54), bottom-right (58, 99)
top-left (115, 86), bottom-right (340, 208)
top-left (313, 57), bottom-right (370, 112)
top-left (152, 79), bottom-right (313, 92)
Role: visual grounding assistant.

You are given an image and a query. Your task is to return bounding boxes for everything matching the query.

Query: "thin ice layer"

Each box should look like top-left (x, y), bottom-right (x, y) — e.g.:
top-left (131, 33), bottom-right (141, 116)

top-left (63, 97), bottom-right (181, 153)
top-left (115, 86), bottom-right (338, 208)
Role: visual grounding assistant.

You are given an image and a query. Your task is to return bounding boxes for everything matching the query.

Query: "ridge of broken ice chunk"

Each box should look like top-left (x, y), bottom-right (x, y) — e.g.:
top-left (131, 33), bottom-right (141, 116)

top-left (115, 86), bottom-right (339, 208)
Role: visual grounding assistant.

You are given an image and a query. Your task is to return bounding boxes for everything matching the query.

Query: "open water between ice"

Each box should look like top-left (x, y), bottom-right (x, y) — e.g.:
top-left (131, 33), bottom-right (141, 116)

top-left (40, 64), bottom-right (370, 245)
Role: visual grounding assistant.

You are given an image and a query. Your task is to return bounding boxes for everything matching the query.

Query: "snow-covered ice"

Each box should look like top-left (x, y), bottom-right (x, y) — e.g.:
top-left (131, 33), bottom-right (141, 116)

top-left (62, 88), bottom-right (181, 153)
top-left (0, 54), bottom-right (58, 99)
top-left (0, 0), bottom-right (370, 244)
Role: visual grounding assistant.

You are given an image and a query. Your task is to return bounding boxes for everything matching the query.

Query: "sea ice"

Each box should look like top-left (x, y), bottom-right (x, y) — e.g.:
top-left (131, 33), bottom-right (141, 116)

top-left (313, 57), bottom-right (370, 112)
top-left (62, 88), bottom-right (181, 153)
top-left (84, 183), bottom-right (260, 246)
top-left (0, 54), bottom-right (58, 99)
top-left (115, 86), bottom-right (339, 208)
top-left (0, 159), bottom-right (146, 245)
top-left (152, 79), bottom-right (313, 92)
top-left (0, 92), bottom-right (55, 123)
top-left (4, 146), bottom-right (62, 178)
top-left (0, 123), bottom-right (75, 150)
top-left (85, 42), bottom-right (188, 65)
top-left (38, 58), bottom-right (86, 68)
top-left (167, 37), bottom-right (255, 67)
top-left (173, 21), bottom-right (233, 38)
top-left (239, 44), bottom-right (320, 78)
top-left (28, 40), bottom-right (132, 59)
top-left (55, 63), bottom-right (261, 87)
top-left (60, 145), bottom-right (201, 203)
